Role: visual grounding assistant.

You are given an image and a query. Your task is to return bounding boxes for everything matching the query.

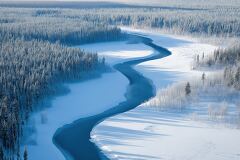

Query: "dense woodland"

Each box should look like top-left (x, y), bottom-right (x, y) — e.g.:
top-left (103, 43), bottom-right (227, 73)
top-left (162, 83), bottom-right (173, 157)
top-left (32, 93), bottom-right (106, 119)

top-left (0, 9), bottom-right (122, 45)
top-left (2, 5), bottom-right (240, 39)
top-left (0, 8), bottom-right (122, 160)
top-left (27, 6), bottom-right (240, 37)
top-left (92, 8), bottom-right (240, 36)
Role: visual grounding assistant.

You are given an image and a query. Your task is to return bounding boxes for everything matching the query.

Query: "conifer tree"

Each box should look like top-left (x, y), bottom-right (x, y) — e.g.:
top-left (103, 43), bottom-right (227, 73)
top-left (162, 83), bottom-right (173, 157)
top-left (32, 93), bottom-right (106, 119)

top-left (24, 147), bottom-right (28, 160)
top-left (196, 54), bottom-right (200, 64)
top-left (185, 82), bottom-right (191, 96)
top-left (202, 72), bottom-right (206, 85)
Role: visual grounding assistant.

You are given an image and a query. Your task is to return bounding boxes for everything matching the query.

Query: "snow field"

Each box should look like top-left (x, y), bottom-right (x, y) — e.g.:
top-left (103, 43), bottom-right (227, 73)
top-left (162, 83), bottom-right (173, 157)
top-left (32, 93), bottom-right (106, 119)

top-left (92, 28), bottom-right (240, 160)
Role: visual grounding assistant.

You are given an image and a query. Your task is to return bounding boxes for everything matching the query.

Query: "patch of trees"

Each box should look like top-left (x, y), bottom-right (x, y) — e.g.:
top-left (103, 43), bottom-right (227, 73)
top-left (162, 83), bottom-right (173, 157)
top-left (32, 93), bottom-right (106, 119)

top-left (142, 71), bottom-right (239, 125)
top-left (204, 45), bottom-right (240, 66)
top-left (141, 81), bottom-right (197, 110)
top-left (224, 66), bottom-right (240, 90)
top-left (194, 44), bottom-right (240, 90)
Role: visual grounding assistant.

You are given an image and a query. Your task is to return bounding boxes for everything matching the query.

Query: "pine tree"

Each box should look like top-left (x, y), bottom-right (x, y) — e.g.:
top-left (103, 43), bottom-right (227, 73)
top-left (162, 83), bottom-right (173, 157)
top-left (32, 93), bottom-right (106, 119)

top-left (24, 147), bottom-right (28, 160)
top-left (185, 82), bottom-right (191, 96)
top-left (196, 54), bottom-right (200, 64)
top-left (202, 72), bottom-right (206, 85)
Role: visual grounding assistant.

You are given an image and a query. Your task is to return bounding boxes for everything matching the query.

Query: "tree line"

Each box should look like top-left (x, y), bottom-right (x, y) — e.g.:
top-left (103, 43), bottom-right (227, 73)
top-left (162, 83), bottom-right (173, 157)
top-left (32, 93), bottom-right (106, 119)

top-left (48, 7), bottom-right (240, 37)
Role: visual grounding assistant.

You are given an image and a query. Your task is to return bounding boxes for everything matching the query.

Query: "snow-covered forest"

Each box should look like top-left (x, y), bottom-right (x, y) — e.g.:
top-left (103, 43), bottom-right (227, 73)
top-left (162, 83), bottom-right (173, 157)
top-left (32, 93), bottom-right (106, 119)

top-left (98, 8), bottom-right (239, 36)
top-left (0, 7), bottom-right (122, 160)
top-left (16, 5), bottom-right (239, 37)
top-left (2, 3), bottom-right (239, 38)
top-left (0, 8), bottom-right (122, 45)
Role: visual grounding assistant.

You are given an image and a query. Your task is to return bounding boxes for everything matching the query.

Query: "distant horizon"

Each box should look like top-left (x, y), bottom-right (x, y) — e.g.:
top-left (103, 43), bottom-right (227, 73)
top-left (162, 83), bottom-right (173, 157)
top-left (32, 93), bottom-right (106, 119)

top-left (1, 0), bottom-right (240, 6)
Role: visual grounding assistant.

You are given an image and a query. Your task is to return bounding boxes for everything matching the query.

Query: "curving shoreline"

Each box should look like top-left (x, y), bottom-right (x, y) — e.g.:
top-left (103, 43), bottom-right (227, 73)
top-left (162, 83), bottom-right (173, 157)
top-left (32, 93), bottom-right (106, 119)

top-left (53, 34), bottom-right (171, 160)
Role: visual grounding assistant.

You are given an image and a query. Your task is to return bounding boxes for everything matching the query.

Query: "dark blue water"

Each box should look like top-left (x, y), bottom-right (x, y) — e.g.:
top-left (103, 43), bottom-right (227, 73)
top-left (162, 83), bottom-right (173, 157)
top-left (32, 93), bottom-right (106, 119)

top-left (53, 34), bottom-right (171, 160)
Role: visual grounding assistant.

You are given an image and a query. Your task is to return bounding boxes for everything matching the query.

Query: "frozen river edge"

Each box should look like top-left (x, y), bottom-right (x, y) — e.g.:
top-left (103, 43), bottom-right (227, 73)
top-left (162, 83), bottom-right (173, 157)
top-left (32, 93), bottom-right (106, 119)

top-left (53, 34), bottom-right (171, 160)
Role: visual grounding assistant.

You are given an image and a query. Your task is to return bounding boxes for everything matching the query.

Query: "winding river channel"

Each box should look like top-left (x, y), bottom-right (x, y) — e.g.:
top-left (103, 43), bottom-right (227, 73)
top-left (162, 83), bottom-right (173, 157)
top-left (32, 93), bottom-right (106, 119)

top-left (53, 34), bottom-right (171, 160)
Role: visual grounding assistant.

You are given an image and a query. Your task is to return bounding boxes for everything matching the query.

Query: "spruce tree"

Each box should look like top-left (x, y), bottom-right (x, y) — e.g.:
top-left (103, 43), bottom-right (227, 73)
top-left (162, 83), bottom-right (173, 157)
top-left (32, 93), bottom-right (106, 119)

top-left (202, 73), bottom-right (206, 84)
top-left (196, 54), bottom-right (200, 64)
top-left (24, 147), bottom-right (28, 160)
top-left (185, 82), bottom-right (191, 96)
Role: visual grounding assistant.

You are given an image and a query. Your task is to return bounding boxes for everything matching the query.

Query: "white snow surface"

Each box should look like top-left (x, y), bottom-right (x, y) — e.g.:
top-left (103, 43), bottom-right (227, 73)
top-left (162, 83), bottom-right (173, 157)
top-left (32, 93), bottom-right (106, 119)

top-left (92, 28), bottom-right (240, 160)
top-left (80, 41), bottom-right (153, 65)
top-left (23, 41), bottom-right (153, 160)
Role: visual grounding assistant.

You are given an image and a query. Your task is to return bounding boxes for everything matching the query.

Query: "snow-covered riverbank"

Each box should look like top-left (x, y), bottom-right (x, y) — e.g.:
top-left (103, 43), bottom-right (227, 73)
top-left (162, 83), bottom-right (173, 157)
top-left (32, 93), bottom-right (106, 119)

top-left (23, 41), bottom-right (154, 160)
top-left (91, 29), bottom-right (240, 160)
top-left (25, 72), bottom-right (128, 160)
